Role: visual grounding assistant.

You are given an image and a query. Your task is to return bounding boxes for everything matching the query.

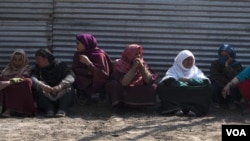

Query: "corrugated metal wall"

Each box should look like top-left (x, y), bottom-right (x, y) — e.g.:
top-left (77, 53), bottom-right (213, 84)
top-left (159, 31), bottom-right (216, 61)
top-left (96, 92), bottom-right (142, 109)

top-left (1, 0), bottom-right (250, 80)
top-left (0, 0), bottom-right (53, 69)
top-left (53, 0), bottom-right (250, 80)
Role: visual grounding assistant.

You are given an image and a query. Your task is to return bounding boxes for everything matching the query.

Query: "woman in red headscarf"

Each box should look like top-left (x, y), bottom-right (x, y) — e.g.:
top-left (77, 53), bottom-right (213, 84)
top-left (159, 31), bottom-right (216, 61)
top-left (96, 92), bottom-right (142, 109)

top-left (0, 49), bottom-right (36, 117)
top-left (105, 44), bottom-right (158, 108)
top-left (72, 33), bottom-right (112, 103)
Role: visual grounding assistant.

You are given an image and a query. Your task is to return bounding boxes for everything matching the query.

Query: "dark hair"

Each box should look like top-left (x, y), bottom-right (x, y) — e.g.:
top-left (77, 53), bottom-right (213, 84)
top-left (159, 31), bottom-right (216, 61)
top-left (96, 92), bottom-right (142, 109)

top-left (35, 48), bottom-right (55, 63)
top-left (14, 52), bottom-right (22, 55)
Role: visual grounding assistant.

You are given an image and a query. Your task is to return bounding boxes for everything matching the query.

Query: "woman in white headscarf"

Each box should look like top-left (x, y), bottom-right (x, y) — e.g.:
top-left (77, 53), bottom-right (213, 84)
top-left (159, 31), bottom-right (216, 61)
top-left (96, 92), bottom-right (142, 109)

top-left (157, 50), bottom-right (212, 117)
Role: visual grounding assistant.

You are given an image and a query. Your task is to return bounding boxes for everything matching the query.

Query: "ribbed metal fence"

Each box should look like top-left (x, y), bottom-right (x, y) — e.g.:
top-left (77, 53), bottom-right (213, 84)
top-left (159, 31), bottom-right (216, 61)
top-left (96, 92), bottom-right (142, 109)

top-left (0, 0), bottom-right (53, 69)
top-left (52, 0), bottom-right (250, 80)
top-left (1, 0), bottom-right (250, 80)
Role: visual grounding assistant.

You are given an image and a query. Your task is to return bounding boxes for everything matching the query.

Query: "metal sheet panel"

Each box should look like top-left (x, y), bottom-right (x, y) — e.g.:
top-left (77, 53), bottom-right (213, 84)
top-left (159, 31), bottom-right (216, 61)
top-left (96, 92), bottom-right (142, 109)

top-left (52, 0), bottom-right (250, 80)
top-left (2, 0), bottom-right (248, 80)
top-left (0, 0), bottom-right (53, 70)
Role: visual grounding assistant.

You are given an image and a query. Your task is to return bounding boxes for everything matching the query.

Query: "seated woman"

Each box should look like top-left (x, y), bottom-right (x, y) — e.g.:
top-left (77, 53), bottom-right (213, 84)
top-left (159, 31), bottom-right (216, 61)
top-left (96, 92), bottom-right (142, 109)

top-left (105, 44), bottom-right (158, 108)
top-left (223, 66), bottom-right (250, 115)
top-left (0, 49), bottom-right (36, 117)
top-left (209, 44), bottom-right (242, 109)
top-left (31, 48), bottom-right (75, 117)
top-left (72, 33), bottom-right (112, 103)
top-left (157, 50), bottom-right (212, 117)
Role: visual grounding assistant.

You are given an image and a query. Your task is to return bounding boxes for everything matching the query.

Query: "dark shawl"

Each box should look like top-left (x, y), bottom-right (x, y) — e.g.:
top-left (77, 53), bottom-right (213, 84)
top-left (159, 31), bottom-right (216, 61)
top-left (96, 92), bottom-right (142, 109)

top-left (31, 48), bottom-right (73, 87)
top-left (210, 44), bottom-right (243, 87)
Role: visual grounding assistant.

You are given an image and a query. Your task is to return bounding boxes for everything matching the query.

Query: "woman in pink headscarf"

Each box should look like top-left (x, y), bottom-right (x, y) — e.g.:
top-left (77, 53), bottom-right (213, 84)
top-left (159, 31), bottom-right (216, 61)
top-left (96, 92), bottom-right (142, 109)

top-left (0, 49), bottom-right (36, 117)
top-left (106, 44), bottom-right (158, 108)
top-left (72, 33), bottom-right (112, 103)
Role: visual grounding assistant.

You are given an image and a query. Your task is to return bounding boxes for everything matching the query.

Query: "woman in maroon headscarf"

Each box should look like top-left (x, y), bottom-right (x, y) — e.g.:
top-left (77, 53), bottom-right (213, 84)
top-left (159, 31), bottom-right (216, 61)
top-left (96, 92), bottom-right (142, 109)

top-left (105, 44), bottom-right (158, 108)
top-left (72, 33), bottom-right (112, 103)
top-left (0, 49), bottom-right (36, 117)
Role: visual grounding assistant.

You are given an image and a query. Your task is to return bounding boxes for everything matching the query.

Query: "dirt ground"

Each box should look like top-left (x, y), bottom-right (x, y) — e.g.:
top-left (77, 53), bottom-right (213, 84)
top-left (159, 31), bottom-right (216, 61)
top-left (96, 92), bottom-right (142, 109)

top-left (0, 98), bottom-right (249, 141)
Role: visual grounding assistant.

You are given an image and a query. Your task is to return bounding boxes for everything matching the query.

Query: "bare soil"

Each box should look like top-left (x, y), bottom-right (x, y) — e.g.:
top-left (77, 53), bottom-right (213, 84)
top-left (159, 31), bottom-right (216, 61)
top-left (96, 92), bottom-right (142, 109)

top-left (0, 99), bottom-right (249, 141)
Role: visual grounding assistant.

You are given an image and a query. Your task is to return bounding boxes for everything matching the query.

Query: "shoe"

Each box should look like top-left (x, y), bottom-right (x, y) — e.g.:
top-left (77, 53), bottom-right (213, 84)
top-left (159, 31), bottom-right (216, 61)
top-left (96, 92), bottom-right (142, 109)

top-left (92, 93), bottom-right (100, 99)
top-left (2, 109), bottom-right (11, 118)
top-left (175, 110), bottom-right (184, 116)
top-left (188, 110), bottom-right (197, 116)
top-left (91, 93), bottom-right (100, 103)
top-left (46, 110), bottom-right (54, 117)
top-left (0, 105), bottom-right (2, 114)
top-left (55, 110), bottom-right (66, 117)
top-left (213, 103), bottom-right (220, 108)
top-left (86, 97), bottom-right (98, 105)
top-left (242, 108), bottom-right (250, 115)
top-left (228, 103), bottom-right (237, 110)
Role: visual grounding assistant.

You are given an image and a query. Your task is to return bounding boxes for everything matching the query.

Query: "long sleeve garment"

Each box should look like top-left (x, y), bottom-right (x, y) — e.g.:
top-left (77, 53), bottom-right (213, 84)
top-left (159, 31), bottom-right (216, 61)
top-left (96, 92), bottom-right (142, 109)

top-left (72, 51), bottom-right (112, 95)
top-left (210, 60), bottom-right (242, 87)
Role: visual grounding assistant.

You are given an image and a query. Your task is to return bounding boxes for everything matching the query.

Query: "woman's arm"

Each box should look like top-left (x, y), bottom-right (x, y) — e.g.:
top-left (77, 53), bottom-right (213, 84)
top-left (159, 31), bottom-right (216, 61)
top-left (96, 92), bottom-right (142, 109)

top-left (222, 77), bottom-right (240, 99)
top-left (140, 65), bottom-right (152, 84)
top-left (121, 64), bottom-right (137, 86)
top-left (223, 67), bottom-right (250, 97)
top-left (0, 81), bottom-right (12, 91)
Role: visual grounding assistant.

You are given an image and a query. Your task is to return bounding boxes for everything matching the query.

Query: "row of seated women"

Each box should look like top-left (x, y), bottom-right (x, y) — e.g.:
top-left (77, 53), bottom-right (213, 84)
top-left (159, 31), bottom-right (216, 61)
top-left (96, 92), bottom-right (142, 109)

top-left (0, 33), bottom-right (249, 118)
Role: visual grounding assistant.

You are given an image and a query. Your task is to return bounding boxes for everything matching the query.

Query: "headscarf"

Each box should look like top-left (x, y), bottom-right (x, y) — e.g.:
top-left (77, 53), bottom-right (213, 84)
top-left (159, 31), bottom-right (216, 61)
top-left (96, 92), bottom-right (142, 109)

top-left (113, 44), bottom-right (145, 85)
top-left (74, 33), bottom-right (112, 69)
top-left (35, 48), bottom-right (55, 64)
top-left (218, 44), bottom-right (237, 65)
top-left (0, 49), bottom-right (31, 79)
top-left (76, 33), bottom-right (104, 57)
top-left (160, 50), bottom-right (209, 82)
top-left (113, 44), bottom-right (143, 73)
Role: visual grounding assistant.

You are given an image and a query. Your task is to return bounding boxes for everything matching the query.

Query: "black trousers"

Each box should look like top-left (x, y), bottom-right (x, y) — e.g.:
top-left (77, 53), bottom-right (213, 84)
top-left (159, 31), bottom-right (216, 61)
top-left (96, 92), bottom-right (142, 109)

top-left (33, 87), bottom-right (75, 112)
top-left (157, 83), bottom-right (213, 116)
top-left (212, 82), bottom-right (241, 105)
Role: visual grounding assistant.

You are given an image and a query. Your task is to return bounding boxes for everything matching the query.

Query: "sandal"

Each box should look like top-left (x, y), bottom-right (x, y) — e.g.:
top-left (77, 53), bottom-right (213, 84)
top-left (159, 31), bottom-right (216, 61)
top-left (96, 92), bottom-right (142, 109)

top-left (55, 110), bottom-right (66, 117)
top-left (46, 110), bottom-right (54, 117)
top-left (188, 110), bottom-right (197, 116)
top-left (175, 110), bottom-right (184, 116)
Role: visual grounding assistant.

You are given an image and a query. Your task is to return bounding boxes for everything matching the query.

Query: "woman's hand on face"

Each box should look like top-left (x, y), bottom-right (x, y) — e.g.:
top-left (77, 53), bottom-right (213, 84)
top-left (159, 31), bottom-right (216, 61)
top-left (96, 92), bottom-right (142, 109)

top-left (225, 56), bottom-right (234, 67)
top-left (79, 55), bottom-right (92, 65)
top-left (133, 58), bottom-right (143, 68)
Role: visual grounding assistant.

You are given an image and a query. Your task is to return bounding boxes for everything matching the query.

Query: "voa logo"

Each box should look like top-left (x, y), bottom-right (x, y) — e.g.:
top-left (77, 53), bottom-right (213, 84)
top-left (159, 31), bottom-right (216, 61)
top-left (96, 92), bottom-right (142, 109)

top-left (226, 129), bottom-right (246, 136)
